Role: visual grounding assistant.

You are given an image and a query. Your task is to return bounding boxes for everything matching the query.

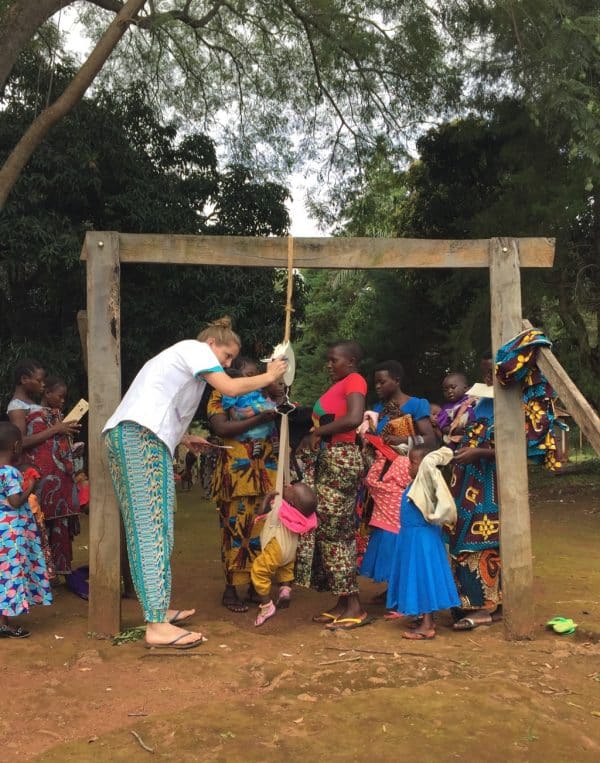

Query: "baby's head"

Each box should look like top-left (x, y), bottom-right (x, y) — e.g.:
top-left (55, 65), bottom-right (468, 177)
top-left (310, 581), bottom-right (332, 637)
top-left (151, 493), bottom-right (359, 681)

top-left (43, 376), bottom-right (67, 411)
top-left (429, 402), bottom-right (442, 425)
top-left (264, 378), bottom-right (286, 401)
top-left (408, 444), bottom-right (432, 479)
top-left (232, 356), bottom-right (259, 378)
top-left (282, 482), bottom-right (317, 517)
top-left (0, 422), bottom-right (23, 463)
top-left (442, 372), bottom-right (469, 403)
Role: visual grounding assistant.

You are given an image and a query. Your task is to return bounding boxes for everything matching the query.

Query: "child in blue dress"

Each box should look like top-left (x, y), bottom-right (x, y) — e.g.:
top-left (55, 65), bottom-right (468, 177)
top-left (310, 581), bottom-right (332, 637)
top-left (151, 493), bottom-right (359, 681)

top-left (386, 445), bottom-right (460, 640)
top-left (0, 422), bottom-right (53, 639)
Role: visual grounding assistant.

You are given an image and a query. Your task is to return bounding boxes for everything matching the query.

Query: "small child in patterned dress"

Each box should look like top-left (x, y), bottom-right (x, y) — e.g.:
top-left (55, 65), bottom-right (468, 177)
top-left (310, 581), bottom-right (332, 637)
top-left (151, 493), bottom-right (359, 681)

top-left (0, 423), bottom-right (53, 639)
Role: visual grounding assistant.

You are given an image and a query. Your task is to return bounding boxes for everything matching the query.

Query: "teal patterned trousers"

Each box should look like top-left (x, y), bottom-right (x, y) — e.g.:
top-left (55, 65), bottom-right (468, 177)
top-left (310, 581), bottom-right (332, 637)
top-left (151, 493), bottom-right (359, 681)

top-left (105, 421), bottom-right (174, 622)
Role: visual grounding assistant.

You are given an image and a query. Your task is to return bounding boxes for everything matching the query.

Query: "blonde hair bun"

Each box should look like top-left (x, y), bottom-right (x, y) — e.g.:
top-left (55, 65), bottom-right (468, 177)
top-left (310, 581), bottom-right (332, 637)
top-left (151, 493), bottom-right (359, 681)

top-left (209, 316), bottom-right (233, 330)
top-left (197, 315), bottom-right (241, 347)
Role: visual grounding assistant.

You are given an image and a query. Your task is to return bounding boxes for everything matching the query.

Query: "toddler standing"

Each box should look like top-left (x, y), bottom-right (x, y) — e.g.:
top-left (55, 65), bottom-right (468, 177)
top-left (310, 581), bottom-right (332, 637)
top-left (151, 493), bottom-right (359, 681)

top-left (359, 437), bottom-right (411, 602)
top-left (386, 445), bottom-right (459, 640)
top-left (0, 423), bottom-right (53, 638)
top-left (251, 482), bottom-right (317, 626)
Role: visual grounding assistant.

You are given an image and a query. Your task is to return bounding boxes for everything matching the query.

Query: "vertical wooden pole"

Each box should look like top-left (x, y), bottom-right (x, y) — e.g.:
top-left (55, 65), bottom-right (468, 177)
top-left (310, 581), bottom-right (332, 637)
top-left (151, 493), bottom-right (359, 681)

top-left (86, 231), bottom-right (122, 636)
top-left (489, 237), bottom-right (535, 640)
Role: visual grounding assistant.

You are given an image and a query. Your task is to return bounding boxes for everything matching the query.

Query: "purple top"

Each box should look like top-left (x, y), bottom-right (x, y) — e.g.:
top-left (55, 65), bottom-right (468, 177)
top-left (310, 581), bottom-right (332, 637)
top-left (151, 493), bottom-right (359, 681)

top-left (437, 394), bottom-right (475, 432)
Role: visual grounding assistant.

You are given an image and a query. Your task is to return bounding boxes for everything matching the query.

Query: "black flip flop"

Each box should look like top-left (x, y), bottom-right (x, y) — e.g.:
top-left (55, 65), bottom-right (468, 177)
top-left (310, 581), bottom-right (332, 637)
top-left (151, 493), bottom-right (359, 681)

top-left (0, 624), bottom-right (31, 639)
top-left (145, 631), bottom-right (207, 650)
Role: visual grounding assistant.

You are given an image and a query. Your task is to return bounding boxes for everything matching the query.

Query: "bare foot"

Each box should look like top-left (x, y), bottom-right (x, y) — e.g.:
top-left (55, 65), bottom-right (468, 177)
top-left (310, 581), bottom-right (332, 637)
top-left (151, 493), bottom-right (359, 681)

top-left (145, 622), bottom-right (205, 647)
top-left (166, 608), bottom-right (195, 625)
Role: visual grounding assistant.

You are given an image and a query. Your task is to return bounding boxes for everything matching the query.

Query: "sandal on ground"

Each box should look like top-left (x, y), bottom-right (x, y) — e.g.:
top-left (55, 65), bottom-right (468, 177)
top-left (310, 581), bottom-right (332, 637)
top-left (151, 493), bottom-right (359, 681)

top-left (325, 614), bottom-right (373, 631)
top-left (276, 585), bottom-right (292, 609)
top-left (221, 594), bottom-right (249, 613)
top-left (402, 629), bottom-right (435, 640)
top-left (145, 631), bottom-right (207, 650)
top-left (255, 600), bottom-right (277, 627)
top-left (312, 612), bottom-right (338, 624)
top-left (0, 624), bottom-right (31, 639)
top-left (168, 609), bottom-right (194, 626)
top-left (383, 610), bottom-right (404, 621)
top-left (453, 613), bottom-right (493, 631)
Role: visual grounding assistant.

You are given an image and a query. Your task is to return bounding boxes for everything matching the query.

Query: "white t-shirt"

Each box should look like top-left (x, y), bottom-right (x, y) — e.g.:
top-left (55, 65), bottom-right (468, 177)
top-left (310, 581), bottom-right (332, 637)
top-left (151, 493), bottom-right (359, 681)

top-left (103, 340), bottom-right (223, 456)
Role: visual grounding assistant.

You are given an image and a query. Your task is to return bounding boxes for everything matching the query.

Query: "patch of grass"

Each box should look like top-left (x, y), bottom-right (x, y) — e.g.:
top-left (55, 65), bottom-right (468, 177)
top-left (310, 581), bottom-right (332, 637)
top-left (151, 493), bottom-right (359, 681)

top-left (112, 625), bottom-right (146, 646)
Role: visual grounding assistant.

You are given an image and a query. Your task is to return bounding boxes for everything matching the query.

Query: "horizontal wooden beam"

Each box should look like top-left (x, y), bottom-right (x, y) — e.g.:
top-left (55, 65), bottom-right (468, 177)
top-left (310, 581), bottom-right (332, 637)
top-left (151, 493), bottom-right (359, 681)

top-left (81, 233), bottom-right (555, 269)
top-left (522, 319), bottom-right (600, 458)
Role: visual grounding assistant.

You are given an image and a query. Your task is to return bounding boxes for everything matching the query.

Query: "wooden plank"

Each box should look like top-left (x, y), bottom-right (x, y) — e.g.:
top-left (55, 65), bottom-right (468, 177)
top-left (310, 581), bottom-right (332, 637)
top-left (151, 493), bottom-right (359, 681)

top-left (489, 237), bottom-right (535, 640)
top-left (522, 319), bottom-right (600, 457)
top-left (80, 232), bottom-right (555, 269)
top-left (86, 231), bottom-right (122, 636)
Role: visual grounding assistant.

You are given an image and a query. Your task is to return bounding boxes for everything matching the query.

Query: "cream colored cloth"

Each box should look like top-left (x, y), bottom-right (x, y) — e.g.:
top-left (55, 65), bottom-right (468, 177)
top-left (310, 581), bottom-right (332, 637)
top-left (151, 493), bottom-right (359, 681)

top-left (259, 505), bottom-right (298, 566)
top-left (407, 446), bottom-right (457, 526)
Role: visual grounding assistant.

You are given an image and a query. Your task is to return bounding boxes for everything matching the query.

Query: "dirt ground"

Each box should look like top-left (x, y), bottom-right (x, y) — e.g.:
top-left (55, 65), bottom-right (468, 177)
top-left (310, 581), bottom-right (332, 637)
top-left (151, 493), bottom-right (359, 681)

top-left (2, 467), bottom-right (600, 762)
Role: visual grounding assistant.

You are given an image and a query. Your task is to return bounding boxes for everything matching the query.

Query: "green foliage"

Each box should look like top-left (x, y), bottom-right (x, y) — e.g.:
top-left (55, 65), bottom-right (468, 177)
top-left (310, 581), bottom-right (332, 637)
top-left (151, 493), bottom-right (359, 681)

top-left (440, 0), bottom-right (600, 177)
top-left (76, 0), bottom-right (458, 177)
top-left (0, 51), bottom-right (300, 410)
top-left (297, 100), bottom-right (600, 406)
top-left (292, 269), bottom-right (371, 405)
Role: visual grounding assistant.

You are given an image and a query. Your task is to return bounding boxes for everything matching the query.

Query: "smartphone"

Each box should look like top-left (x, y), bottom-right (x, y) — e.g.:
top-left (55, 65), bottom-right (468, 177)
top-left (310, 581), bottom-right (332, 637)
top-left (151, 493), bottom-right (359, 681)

top-left (63, 399), bottom-right (89, 423)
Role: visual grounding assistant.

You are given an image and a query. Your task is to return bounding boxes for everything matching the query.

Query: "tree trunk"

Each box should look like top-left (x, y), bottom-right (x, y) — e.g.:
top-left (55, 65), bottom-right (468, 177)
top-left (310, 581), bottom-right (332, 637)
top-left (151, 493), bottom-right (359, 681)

top-left (0, 0), bottom-right (73, 95)
top-left (0, 0), bottom-right (147, 210)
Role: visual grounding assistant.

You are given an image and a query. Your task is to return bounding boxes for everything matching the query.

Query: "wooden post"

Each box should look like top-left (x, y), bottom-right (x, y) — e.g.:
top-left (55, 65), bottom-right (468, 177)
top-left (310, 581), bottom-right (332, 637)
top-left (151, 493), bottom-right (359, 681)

top-left (86, 231), bottom-right (122, 636)
top-left (489, 237), bottom-right (534, 640)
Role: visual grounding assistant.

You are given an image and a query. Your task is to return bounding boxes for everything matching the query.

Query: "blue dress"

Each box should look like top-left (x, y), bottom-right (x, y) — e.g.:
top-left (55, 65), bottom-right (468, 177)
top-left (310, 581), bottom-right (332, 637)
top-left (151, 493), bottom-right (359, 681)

top-left (359, 398), bottom-right (429, 581)
top-left (386, 488), bottom-right (460, 616)
top-left (359, 526), bottom-right (397, 583)
top-left (0, 465), bottom-right (53, 617)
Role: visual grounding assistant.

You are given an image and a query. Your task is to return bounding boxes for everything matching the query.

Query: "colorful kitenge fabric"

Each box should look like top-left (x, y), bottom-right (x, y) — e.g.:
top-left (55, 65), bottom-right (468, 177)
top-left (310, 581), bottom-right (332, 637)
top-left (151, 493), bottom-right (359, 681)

top-left (26, 407), bottom-right (80, 574)
top-left (105, 422), bottom-right (175, 622)
top-left (374, 396), bottom-right (431, 434)
top-left (207, 390), bottom-right (278, 586)
top-left (451, 549), bottom-right (502, 611)
top-left (495, 328), bottom-right (561, 470)
top-left (21, 467), bottom-right (56, 580)
top-left (46, 516), bottom-right (80, 575)
top-left (0, 465), bottom-right (53, 617)
top-left (364, 454), bottom-right (411, 533)
top-left (26, 407), bottom-right (80, 520)
top-left (295, 443), bottom-right (364, 595)
top-left (447, 398), bottom-right (499, 555)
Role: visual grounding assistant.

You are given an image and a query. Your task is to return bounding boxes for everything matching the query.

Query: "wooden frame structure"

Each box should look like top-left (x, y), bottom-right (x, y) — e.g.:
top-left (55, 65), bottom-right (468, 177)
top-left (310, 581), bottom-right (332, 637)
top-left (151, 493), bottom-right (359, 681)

top-left (82, 232), bottom-right (555, 640)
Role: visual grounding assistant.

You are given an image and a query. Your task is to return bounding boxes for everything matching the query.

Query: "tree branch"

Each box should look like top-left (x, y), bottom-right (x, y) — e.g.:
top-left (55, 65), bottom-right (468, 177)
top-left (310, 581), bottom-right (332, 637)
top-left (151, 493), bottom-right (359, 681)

top-left (0, 0), bottom-right (148, 209)
top-left (0, 0), bottom-right (73, 94)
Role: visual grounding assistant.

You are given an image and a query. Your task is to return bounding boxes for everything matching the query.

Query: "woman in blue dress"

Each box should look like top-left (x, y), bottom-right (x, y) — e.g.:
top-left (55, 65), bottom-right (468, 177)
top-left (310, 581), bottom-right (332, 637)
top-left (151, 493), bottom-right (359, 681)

top-left (372, 360), bottom-right (437, 449)
top-left (386, 446), bottom-right (460, 639)
top-left (359, 360), bottom-right (437, 602)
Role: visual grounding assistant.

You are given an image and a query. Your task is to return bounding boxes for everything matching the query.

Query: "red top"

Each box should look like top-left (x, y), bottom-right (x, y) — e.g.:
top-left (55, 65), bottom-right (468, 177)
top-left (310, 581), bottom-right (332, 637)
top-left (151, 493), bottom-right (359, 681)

top-left (365, 454), bottom-right (411, 533)
top-left (313, 372), bottom-right (367, 445)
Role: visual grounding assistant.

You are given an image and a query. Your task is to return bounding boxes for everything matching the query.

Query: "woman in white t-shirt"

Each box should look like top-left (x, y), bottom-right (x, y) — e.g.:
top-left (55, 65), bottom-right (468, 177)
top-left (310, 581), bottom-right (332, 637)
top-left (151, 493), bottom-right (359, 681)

top-left (103, 317), bottom-right (286, 650)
